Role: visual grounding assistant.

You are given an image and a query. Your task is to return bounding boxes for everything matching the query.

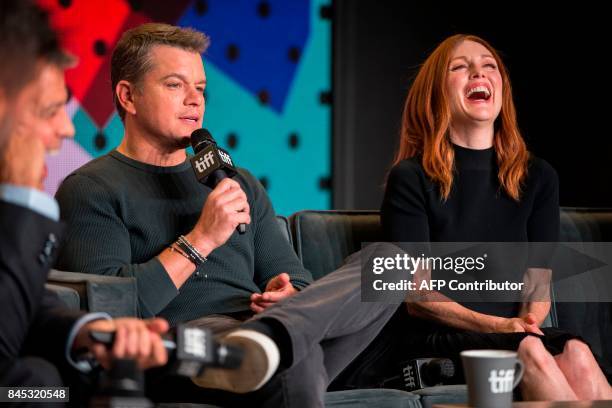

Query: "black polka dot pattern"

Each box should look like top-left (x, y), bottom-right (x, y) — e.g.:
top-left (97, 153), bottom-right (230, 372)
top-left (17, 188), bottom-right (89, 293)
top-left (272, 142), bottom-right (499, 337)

top-left (288, 133), bottom-right (299, 149)
top-left (257, 1), bottom-right (270, 18)
top-left (226, 44), bottom-right (240, 61)
top-left (195, 0), bottom-right (208, 16)
top-left (319, 5), bottom-right (332, 19)
top-left (93, 40), bottom-right (107, 56)
top-left (127, 0), bottom-right (142, 12)
top-left (319, 91), bottom-right (332, 105)
top-left (227, 133), bottom-right (238, 149)
top-left (94, 132), bottom-right (107, 150)
top-left (258, 90), bottom-right (270, 105)
top-left (288, 46), bottom-right (301, 63)
top-left (259, 177), bottom-right (269, 190)
top-left (318, 176), bottom-right (332, 190)
top-left (58, 0), bottom-right (72, 8)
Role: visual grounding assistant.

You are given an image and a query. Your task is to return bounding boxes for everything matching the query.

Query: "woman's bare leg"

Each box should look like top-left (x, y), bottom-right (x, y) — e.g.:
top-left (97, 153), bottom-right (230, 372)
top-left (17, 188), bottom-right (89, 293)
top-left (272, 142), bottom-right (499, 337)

top-left (554, 339), bottom-right (612, 400)
top-left (518, 336), bottom-right (577, 401)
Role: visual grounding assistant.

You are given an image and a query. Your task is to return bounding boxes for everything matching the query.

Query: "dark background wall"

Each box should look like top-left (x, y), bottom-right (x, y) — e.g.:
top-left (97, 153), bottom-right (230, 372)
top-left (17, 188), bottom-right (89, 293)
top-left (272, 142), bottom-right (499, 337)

top-left (333, 0), bottom-right (611, 210)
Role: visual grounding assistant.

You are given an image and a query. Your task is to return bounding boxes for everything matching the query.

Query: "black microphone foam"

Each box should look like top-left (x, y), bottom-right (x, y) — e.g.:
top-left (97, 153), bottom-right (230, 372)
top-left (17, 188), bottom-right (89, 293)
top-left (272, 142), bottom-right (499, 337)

top-left (396, 357), bottom-right (458, 391)
top-left (420, 358), bottom-right (455, 385)
top-left (190, 128), bottom-right (214, 154)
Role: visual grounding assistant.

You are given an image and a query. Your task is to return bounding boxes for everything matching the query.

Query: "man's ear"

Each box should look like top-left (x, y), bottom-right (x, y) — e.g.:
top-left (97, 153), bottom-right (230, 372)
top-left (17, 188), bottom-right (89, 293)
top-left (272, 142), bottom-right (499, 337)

top-left (0, 91), bottom-right (10, 146)
top-left (116, 80), bottom-right (137, 116)
top-left (0, 90), bottom-right (6, 121)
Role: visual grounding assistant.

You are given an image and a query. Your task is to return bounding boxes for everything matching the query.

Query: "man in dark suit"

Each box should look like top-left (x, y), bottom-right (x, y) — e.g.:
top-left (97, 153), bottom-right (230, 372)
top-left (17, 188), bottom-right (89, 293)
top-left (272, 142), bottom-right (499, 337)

top-left (0, 0), bottom-right (170, 395)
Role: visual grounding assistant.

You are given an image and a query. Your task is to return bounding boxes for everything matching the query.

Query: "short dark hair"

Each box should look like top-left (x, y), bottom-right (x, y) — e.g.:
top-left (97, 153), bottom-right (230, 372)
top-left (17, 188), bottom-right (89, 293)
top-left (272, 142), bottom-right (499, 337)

top-left (0, 0), bottom-right (73, 98)
top-left (111, 23), bottom-right (210, 121)
top-left (0, 0), bottom-right (73, 146)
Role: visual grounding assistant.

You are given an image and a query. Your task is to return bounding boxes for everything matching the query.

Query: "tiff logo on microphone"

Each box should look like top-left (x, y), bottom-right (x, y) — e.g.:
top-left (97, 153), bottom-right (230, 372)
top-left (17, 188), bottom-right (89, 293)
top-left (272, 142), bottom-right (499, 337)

top-left (218, 149), bottom-right (233, 167)
top-left (194, 151), bottom-right (215, 173)
top-left (402, 364), bottom-right (416, 389)
top-left (488, 369), bottom-right (514, 393)
top-left (184, 328), bottom-right (207, 358)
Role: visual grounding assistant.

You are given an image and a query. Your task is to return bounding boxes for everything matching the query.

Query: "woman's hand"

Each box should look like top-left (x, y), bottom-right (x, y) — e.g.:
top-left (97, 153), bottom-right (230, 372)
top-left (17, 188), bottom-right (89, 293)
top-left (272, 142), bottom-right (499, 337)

top-left (496, 313), bottom-right (543, 335)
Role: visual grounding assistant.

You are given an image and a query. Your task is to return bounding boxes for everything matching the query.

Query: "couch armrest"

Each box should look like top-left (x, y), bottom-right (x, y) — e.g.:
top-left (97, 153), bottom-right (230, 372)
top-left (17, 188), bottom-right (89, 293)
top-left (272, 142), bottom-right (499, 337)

top-left (47, 270), bottom-right (138, 317)
top-left (45, 283), bottom-right (81, 311)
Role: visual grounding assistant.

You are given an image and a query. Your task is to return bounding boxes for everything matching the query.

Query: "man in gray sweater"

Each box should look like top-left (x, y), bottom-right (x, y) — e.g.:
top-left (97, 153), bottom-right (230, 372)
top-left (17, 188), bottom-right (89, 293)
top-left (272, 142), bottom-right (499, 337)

top-left (56, 23), bottom-right (403, 407)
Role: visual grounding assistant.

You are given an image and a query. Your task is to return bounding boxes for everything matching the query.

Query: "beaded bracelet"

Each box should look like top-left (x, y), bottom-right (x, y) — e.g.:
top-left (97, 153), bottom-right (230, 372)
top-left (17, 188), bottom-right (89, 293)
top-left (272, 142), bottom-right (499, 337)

top-left (176, 235), bottom-right (208, 271)
top-left (168, 244), bottom-right (190, 262)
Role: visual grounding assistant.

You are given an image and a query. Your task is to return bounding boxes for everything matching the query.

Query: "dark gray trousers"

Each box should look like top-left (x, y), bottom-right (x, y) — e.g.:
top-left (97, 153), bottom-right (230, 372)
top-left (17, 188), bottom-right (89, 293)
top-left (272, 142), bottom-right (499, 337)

top-left (249, 248), bottom-right (401, 407)
top-left (152, 245), bottom-right (403, 408)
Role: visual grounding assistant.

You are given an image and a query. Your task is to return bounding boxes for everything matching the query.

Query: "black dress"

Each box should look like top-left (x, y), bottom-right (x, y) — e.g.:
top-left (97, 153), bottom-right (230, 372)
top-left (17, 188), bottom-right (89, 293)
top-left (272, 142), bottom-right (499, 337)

top-left (379, 144), bottom-right (580, 376)
top-left (333, 144), bottom-right (578, 389)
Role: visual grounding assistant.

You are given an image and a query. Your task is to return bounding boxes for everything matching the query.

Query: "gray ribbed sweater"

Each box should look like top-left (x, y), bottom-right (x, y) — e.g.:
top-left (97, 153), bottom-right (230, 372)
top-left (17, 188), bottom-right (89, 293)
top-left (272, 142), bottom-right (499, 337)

top-left (55, 150), bottom-right (312, 325)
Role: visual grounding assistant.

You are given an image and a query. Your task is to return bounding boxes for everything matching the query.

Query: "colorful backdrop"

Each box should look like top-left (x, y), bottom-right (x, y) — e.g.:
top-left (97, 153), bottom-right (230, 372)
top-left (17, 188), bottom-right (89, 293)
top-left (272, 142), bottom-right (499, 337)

top-left (39, 0), bottom-right (331, 216)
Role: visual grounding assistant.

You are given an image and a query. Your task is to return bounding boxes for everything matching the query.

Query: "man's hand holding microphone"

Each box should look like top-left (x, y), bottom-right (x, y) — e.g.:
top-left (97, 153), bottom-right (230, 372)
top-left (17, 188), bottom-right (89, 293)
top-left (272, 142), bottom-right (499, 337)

top-left (74, 318), bottom-right (170, 370)
top-left (162, 128), bottom-right (297, 310)
top-left (185, 177), bottom-right (251, 257)
top-left (159, 129), bottom-right (252, 288)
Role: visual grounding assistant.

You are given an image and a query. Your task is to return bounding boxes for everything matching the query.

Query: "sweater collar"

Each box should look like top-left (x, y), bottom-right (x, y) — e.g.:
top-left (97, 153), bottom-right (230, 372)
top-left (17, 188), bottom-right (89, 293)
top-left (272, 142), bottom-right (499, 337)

top-left (109, 150), bottom-right (192, 174)
top-left (452, 143), bottom-right (496, 170)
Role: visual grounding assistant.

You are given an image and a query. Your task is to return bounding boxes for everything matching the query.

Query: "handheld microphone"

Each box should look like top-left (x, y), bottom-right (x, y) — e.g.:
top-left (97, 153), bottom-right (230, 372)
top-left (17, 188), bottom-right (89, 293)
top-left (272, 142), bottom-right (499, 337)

top-left (402, 358), bottom-right (456, 391)
top-left (189, 128), bottom-right (246, 234)
top-left (380, 358), bottom-right (457, 391)
top-left (90, 325), bottom-right (243, 378)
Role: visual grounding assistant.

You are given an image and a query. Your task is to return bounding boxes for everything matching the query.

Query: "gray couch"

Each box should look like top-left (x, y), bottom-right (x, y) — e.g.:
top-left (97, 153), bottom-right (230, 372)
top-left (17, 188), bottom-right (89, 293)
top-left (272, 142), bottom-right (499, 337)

top-left (48, 208), bottom-right (612, 407)
top-left (47, 216), bottom-right (419, 407)
top-left (289, 207), bottom-right (612, 405)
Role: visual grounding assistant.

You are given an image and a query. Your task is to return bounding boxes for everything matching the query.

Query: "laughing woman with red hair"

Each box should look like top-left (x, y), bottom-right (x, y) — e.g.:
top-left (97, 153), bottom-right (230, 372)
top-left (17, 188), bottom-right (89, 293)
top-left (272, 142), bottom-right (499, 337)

top-left (381, 34), bottom-right (611, 400)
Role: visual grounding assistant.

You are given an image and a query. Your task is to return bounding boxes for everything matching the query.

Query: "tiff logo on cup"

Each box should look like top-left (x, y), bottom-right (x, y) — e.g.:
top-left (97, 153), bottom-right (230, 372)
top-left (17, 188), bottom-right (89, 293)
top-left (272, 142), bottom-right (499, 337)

top-left (194, 151), bottom-right (215, 173)
top-left (488, 368), bottom-right (514, 393)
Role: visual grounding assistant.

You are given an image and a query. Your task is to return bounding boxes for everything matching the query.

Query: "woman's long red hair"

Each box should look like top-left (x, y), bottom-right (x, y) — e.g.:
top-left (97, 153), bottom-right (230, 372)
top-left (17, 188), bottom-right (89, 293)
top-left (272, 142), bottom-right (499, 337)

top-left (392, 34), bottom-right (529, 201)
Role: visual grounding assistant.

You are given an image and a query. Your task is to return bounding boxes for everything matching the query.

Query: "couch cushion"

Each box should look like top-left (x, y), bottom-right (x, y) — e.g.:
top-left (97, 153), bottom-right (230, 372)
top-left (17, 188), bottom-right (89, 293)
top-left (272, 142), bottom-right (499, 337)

top-left (560, 208), bottom-right (612, 242)
top-left (156, 404), bottom-right (221, 408)
top-left (155, 389), bottom-right (422, 408)
top-left (558, 208), bottom-right (612, 372)
top-left (325, 389), bottom-right (421, 408)
top-left (291, 210), bottom-right (383, 280)
top-left (276, 215), bottom-right (292, 244)
top-left (411, 385), bottom-right (467, 408)
top-left (292, 208), bottom-right (612, 278)
top-left (45, 283), bottom-right (80, 310)
top-left (47, 270), bottom-right (138, 317)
